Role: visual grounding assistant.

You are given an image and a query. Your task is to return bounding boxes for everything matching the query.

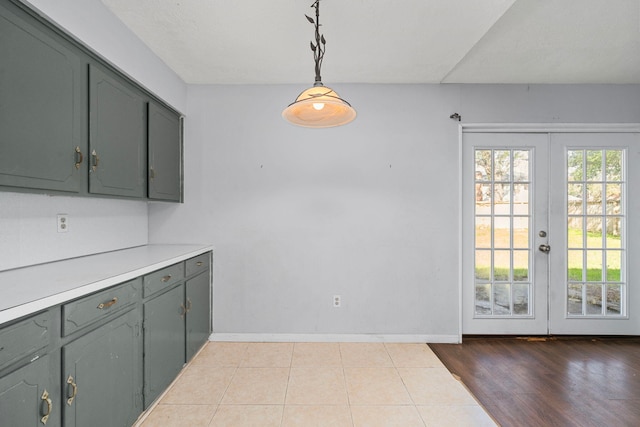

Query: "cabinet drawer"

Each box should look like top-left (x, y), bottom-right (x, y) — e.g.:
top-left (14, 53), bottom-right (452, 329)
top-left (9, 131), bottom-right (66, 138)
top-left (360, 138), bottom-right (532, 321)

top-left (185, 253), bottom-right (210, 277)
top-left (143, 263), bottom-right (184, 297)
top-left (62, 279), bottom-right (140, 336)
top-left (0, 311), bottom-right (51, 370)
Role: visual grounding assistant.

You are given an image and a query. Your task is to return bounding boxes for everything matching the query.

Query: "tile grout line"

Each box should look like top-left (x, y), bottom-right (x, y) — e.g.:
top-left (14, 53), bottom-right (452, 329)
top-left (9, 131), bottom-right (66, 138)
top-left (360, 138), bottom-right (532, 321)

top-left (279, 343), bottom-right (295, 427)
top-left (338, 343), bottom-right (356, 427)
top-left (209, 342), bottom-right (248, 425)
top-left (384, 343), bottom-right (428, 427)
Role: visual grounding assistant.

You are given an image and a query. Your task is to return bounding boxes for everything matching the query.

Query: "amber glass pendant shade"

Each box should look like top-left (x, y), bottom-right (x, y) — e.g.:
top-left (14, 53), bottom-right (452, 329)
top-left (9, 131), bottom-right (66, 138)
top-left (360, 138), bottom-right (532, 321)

top-left (282, 1), bottom-right (355, 128)
top-left (282, 84), bottom-right (356, 128)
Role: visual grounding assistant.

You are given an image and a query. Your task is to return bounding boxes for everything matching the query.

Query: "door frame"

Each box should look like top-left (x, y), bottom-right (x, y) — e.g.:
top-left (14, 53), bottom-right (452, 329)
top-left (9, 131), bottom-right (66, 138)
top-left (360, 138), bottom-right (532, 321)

top-left (457, 123), bottom-right (640, 341)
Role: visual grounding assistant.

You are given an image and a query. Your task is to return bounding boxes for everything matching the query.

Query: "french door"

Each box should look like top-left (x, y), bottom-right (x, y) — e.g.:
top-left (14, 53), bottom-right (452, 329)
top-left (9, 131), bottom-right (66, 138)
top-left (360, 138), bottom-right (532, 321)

top-left (462, 130), bottom-right (640, 335)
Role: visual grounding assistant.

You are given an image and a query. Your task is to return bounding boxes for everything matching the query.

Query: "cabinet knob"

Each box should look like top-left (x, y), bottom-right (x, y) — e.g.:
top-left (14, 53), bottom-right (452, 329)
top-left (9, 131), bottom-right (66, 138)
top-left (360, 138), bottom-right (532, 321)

top-left (41, 389), bottom-right (52, 425)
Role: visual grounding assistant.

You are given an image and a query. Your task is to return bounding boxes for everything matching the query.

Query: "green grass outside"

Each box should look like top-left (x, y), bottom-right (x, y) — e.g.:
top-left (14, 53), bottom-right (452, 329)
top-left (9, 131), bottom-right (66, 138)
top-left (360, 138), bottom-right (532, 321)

top-left (476, 228), bottom-right (621, 282)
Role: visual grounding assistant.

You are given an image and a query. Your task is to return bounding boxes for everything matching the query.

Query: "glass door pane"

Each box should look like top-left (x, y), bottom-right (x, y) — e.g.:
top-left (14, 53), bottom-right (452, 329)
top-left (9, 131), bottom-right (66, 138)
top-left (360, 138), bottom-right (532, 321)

top-left (474, 149), bottom-right (532, 317)
top-left (566, 149), bottom-right (626, 317)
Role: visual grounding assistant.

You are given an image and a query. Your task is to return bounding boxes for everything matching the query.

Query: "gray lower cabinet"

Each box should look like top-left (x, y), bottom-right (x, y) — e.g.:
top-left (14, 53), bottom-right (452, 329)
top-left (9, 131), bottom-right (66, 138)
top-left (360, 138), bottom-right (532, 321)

top-left (148, 102), bottom-right (182, 202)
top-left (89, 64), bottom-right (146, 198)
top-left (0, 251), bottom-right (211, 425)
top-left (143, 284), bottom-right (186, 407)
top-left (0, 352), bottom-right (61, 427)
top-left (0, 309), bottom-right (59, 426)
top-left (0, 0), bottom-right (84, 193)
top-left (186, 271), bottom-right (211, 361)
top-left (62, 309), bottom-right (142, 427)
top-left (142, 254), bottom-right (211, 407)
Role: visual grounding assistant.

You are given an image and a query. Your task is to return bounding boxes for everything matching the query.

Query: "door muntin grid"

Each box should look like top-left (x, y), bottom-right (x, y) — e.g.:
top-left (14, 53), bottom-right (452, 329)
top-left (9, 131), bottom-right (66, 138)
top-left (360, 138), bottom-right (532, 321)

top-left (474, 149), bottom-right (533, 317)
top-left (566, 149), bottom-right (627, 318)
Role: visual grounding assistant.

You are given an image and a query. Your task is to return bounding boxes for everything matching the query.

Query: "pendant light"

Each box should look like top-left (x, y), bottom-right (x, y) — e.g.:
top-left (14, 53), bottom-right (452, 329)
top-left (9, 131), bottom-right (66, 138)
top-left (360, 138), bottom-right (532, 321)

top-left (282, 0), bottom-right (356, 128)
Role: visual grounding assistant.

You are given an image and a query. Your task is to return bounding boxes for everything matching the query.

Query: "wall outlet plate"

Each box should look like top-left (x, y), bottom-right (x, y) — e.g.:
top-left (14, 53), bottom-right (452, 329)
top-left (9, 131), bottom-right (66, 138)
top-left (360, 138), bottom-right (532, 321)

top-left (333, 295), bottom-right (341, 308)
top-left (57, 214), bottom-right (69, 233)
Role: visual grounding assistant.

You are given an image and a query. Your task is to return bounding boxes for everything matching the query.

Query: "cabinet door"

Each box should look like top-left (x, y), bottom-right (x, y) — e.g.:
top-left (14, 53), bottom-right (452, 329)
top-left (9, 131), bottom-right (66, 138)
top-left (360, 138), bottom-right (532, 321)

top-left (62, 309), bottom-right (142, 427)
top-left (148, 102), bottom-right (182, 202)
top-left (0, 3), bottom-right (84, 193)
top-left (89, 65), bottom-right (146, 198)
top-left (186, 271), bottom-right (211, 361)
top-left (143, 284), bottom-right (185, 407)
top-left (0, 353), bottom-right (61, 427)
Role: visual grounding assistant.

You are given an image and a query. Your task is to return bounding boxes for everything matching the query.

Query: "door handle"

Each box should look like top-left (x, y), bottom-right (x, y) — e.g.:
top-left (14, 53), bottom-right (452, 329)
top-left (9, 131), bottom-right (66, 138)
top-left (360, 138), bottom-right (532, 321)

top-left (539, 244), bottom-right (551, 253)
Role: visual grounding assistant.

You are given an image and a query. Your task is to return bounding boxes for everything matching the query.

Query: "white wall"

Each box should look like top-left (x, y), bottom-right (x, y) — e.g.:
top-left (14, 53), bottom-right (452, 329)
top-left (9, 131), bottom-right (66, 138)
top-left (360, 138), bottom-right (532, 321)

top-left (0, 0), bottom-right (188, 271)
top-left (148, 83), bottom-right (640, 340)
top-left (0, 193), bottom-right (148, 271)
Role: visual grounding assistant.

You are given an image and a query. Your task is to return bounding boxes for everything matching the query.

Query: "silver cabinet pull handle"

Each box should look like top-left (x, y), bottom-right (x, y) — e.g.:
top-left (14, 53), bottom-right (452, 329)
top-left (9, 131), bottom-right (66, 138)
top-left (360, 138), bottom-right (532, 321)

top-left (196, 261), bottom-right (203, 266)
top-left (161, 275), bottom-right (172, 282)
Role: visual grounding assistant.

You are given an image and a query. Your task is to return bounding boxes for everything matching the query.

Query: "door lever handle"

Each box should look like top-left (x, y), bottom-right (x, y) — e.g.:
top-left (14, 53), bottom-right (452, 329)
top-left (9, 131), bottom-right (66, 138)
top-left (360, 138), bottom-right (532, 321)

top-left (539, 244), bottom-right (551, 253)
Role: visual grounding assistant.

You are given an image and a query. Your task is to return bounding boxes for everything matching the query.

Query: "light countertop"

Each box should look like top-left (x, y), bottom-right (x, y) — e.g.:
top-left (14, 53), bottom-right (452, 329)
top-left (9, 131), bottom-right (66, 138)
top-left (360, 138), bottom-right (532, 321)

top-left (0, 244), bottom-right (213, 324)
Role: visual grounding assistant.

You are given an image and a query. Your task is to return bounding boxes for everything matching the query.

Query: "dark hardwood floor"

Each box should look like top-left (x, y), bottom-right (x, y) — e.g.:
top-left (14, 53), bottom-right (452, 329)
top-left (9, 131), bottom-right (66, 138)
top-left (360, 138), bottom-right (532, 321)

top-left (429, 337), bottom-right (640, 427)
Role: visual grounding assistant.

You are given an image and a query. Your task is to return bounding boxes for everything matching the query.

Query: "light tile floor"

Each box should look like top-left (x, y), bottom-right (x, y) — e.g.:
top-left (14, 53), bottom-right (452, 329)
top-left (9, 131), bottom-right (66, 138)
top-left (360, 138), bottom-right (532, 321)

top-left (135, 342), bottom-right (496, 427)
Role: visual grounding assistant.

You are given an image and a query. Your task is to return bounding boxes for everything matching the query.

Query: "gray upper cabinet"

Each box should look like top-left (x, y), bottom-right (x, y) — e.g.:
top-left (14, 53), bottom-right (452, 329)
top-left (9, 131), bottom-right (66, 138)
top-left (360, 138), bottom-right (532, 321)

top-left (0, 1), bottom-right (84, 193)
top-left (0, 0), bottom-right (183, 202)
top-left (148, 102), bottom-right (182, 202)
top-left (89, 65), bottom-right (146, 198)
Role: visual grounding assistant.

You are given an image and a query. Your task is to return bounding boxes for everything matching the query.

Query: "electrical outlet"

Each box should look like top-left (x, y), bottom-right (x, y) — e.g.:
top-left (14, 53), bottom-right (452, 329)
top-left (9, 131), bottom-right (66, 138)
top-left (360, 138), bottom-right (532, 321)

top-left (57, 214), bottom-right (69, 233)
top-left (333, 295), bottom-right (341, 308)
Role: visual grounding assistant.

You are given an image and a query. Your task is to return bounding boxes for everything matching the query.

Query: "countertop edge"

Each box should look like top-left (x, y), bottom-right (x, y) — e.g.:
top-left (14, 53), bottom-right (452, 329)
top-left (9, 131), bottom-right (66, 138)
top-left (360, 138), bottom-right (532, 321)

top-left (0, 244), bottom-right (214, 325)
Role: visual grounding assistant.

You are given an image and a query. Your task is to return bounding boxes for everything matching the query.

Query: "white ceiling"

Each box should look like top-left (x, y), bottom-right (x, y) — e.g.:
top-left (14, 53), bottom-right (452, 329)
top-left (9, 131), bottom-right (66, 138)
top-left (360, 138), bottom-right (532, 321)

top-left (101, 0), bottom-right (640, 85)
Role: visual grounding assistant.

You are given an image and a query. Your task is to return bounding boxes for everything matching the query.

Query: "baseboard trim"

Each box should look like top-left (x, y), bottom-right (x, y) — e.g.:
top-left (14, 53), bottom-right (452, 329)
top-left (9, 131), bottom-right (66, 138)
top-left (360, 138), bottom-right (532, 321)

top-left (209, 333), bottom-right (460, 344)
